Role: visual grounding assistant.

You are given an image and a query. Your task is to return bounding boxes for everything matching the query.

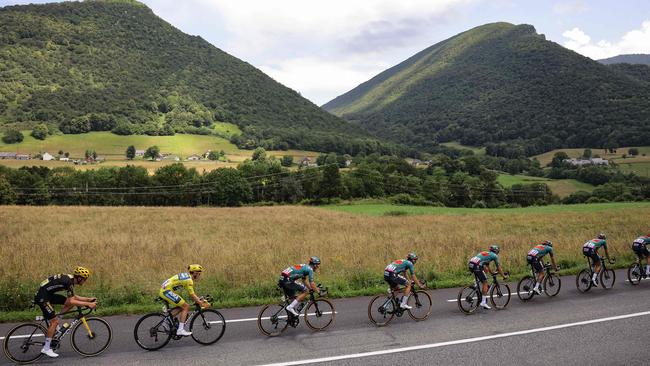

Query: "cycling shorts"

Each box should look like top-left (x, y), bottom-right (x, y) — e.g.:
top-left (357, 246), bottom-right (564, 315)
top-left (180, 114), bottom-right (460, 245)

top-left (34, 293), bottom-right (67, 320)
top-left (468, 262), bottom-right (487, 283)
top-left (527, 256), bottom-right (544, 273)
top-left (632, 243), bottom-right (649, 258)
top-left (159, 289), bottom-right (186, 307)
top-left (383, 271), bottom-right (408, 288)
top-left (278, 277), bottom-right (307, 298)
top-left (582, 247), bottom-right (600, 263)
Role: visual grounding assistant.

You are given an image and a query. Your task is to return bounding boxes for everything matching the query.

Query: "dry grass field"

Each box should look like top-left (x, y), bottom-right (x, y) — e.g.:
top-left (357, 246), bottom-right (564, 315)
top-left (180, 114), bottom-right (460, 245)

top-left (1, 203), bottom-right (648, 315)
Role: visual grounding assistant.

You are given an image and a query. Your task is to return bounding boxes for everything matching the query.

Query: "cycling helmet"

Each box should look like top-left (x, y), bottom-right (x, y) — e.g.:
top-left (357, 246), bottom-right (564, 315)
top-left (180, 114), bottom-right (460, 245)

top-left (188, 264), bottom-right (204, 272)
top-left (597, 233), bottom-right (606, 240)
top-left (73, 266), bottom-right (91, 279)
top-left (489, 245), bottom-right (500, 254)
top-left (407, 252), bottom-right (418, 262)
top-left (309, 256), bottom-right (321, 265)
top-left (543, 240), bottom-right (553, 247)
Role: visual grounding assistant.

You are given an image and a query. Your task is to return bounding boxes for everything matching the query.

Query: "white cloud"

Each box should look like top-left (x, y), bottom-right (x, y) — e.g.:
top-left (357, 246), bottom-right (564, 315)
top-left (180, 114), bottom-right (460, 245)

top-left (553, 1), bottom-right (588, 15)
top-left (562, 21), bottom-right (650, 60)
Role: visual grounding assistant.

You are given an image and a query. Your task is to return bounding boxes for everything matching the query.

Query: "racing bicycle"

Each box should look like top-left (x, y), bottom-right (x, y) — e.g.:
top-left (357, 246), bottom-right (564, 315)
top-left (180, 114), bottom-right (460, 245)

top-left (368, 280), bottom-right (432, 326)
top-left (517, 263), bottom-right (561, 301)
top-left (576, 256), bottom-right (615, 292)
top-left (457, 272), bottom-right (511, 314)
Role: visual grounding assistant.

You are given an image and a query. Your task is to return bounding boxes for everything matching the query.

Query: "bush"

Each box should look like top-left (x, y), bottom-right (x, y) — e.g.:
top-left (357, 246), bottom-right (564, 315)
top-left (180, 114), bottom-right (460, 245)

top-left (562, 190), bottom-right (591, 204)
top-left (30, 124), bottom-right (49, 140)
top-left (628, 148), bottom-right (639, 156)
top-left (384, 210), bottom-right (408, 216)
top-left (471, 200), bottom-right (487, 208)
top-left (388, 193), bottom-right (432, 206)
top-left (585, 196), bottom-right (609, 204)
top-left (2, 129), bottom-right (24, 144)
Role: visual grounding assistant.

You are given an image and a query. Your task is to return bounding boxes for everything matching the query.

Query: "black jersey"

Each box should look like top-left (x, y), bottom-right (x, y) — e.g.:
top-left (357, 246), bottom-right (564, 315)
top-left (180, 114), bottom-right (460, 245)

top-left (35, 274), bottom-right (74, 299)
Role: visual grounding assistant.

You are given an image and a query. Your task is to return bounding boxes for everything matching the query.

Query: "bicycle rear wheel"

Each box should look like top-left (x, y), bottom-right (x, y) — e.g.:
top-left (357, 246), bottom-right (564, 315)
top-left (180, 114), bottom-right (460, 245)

top-left (599, 268), bottom-right (616, 289)
top-left (407, 290), bottom-right (432, 321)
top-left (517, 276), bottom-right (536, 301)
top-left (627, 263), bottom-right (642, 285)
top-left (304, 299), bottom-right (335, 331)
top-left (457, 286), bottom-right (480, 314)
top-left (71, 317), bottom-right (112, 356)
top-left (3, 323), bottom-right (46, 364)
top-left (257, 304), bottom-right (289, 337)
top-left (489, 283), bottom-right (511, 309)
top-left (576, 269), bottom-right (592, 293)
top-left (133, 313), bottom-right (172, 351)
top-left (368, 295), bottom-right (395, 326)
top-left (543, 273), bottom-right (562, 297)
top-left (190, 309), bottom-right (226, 345)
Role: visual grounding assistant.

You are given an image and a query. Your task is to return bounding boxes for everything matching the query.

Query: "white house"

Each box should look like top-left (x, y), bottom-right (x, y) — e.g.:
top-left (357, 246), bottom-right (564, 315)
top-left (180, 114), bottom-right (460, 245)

top-left (564, 158), bottom-right (609, 166)
top-left (135, 150), bottom-right (145, 157)
top-left (42, 152), bottom-right (54, 161)
top-left (187, 154), bottom-right (201, 161)
top-left (59, 157), bottom-right (70, 162)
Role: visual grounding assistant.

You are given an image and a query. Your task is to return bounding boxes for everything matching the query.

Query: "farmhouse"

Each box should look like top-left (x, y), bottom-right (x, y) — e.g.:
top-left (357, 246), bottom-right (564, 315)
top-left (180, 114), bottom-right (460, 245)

top-left (16, 154), bottom-right (30, 160)
top-left (564, 158), bottom-right (609, 166)
top-left (0, 152), bottom-right (17, 159)
top-left (187, 154), bottom-right (201, 161)
top-left (299, 157), bottom-right (317, 167)
top-left (42, 152), bottom-right (54, 161)
top-left (135, 150), bottom-right (145, 157)
top-left (163, 155), bottom-right (180, 161)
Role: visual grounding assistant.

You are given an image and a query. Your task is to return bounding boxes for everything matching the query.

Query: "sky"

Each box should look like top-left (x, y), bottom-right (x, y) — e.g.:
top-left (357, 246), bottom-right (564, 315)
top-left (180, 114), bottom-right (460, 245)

top-left (1, 0), bottom-right (650, 105)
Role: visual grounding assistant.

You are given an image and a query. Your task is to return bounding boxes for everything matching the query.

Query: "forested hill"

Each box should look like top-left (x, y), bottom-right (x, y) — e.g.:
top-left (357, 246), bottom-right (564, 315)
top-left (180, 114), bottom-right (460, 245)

top-left (599, 54), bottom-right (650, 65)
top-left (323, 22), bottom-right (650, 154)
top-left (0, 0), bottom-right (388, 154)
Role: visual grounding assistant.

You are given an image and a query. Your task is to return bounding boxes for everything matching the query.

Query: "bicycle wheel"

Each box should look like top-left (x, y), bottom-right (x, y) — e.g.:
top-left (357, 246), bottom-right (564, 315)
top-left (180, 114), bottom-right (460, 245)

top-left (543, 273), bottom-right (562, 297)
top-left (133, 313), bottom-right (172, 351)
top-left (407, 290), bottom-right (432, 321)
top-left (457, 286), bottom-right (480, 314)
top-left (368, 295), bottom-right (396, 326)
top-left (576, 269), bottom-right (592, 293)
top-left (599, 268), bottom-right (616, 289)
top-left (3, 323), bottom-right (46, 364)
top-left (517, 276), bottom-right (536, 301)
top-left (257, 304), bottom-right (289, 337)
top-left (190, 309), bottom-right (226, 345)
top-left (489, 283), bottom-right (511, 309)
top-left (71, 317), bottom-right (112, 356)
top-left (627, 263), bottom-right (642, 285)
top-left (304, 299), bottom-right (335, 331)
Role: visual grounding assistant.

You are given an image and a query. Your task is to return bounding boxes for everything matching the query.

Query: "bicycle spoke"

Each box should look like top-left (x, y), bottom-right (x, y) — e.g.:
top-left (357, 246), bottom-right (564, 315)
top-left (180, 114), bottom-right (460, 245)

top-left (133, 313), bottom-right (172, 350)
top-left (304, 299), bottom-right (335, 331)
top-left (368, 295), bottom-right (395, 326)
top-left (257, 304), bottom-right (289, 336)
top-left (71, 317), bottom-right (112, 356)
top-left (3, 323), bottom-right (46, 364)
top-left (190, 309), bottom-right (226, 345)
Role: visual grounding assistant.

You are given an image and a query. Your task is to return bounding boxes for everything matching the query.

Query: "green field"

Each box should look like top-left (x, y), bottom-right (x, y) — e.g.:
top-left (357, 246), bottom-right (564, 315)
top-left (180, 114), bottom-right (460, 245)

top-left (324, 202), bottom-right (650, 216)
top-left (617, 161), bottom-right (650, 177)
top-left (497, 174), bottom-right (595, 197)
top-left (212, 122), bottom-right (242, 138)
top-left (441, 141), bottom-right (486, 155)
top-left (534, 146), bottom-right (650, 166)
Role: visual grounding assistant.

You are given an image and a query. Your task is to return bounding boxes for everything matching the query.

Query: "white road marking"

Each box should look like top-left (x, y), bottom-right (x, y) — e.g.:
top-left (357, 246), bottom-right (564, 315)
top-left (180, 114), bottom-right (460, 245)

top-left (256, 310), bottom-right (650, 366)
top-left (625, 277), bottom-right (650, 283)
top-left (448, 291), bottom-right (537, 302)
top-left (0, 334), bottom-right (45, 340)
top-left (208, 311), bottom-right (337, 324)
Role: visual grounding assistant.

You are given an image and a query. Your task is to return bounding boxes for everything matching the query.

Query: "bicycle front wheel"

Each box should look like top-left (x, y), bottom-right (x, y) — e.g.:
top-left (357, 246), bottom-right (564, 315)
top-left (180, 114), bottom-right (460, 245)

top-left (133, 313), bottom-right (172, 351)
top-left (304, 299), bottom-right (335, 331)
top-left (543, 273), bottom-right (561, 297)
top-left (576, 269), bottom-right (592, 293)
top-left (457, 286), bottom-right (480, 314)
top-left (368, 295), bottom-right (395, 326)
top-left (599, 268), bottom-right (616, 289)
top-left (627, 263), bottom-right (642, 285)
top-left (71, 317), bottom-right (112, 356)
top-left (257, 304), bottom-right (289, 337)
top-left (407, 290), bottom-right (432, 321)
top-left (517, 276), bottom-right (536, 302)
top-left (489, 283), bottom-right (511, 309)
top-left (3, 323), bottom-right (46, 364)
top-left (190, 309), bottom-right (226, 345)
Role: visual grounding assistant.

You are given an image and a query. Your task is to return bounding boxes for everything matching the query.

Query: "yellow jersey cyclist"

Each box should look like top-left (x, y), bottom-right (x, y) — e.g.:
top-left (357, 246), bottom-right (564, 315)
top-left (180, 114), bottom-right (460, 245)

top-left (468, 245), bottom-right (508, 310)
top-left (384, 253), bottom-right (426, 310)
top-left (632, 230), bottom-right (650, 278)
top-left (582, 233), bottom-right (612, 286)
top-left (526, 240), bottom-right (559, 295)
top-left (159, 264), bottom-right (210, 337)
top-left (278, 256), bottom-right (322, 316)
top-left (34, 267), bottom-right (97, 358)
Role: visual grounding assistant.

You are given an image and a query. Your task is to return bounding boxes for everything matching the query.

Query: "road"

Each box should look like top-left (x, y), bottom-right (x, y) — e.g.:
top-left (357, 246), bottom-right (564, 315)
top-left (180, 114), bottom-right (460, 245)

top-left (2, 270), bottom-right (649, 365)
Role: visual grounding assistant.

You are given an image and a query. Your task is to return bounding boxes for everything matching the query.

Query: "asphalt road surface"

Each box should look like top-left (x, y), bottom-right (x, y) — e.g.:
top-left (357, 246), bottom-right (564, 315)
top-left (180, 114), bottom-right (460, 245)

top-left (2, 270), bottom-right (649, 365)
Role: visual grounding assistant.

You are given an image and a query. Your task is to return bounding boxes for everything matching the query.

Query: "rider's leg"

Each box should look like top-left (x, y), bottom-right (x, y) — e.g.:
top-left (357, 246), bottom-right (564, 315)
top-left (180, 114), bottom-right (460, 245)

top-left (400, 281), bottom-right (412, 307)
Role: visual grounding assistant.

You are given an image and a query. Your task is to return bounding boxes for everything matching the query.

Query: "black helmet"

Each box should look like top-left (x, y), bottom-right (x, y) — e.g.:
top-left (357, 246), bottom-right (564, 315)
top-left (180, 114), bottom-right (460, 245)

top-left (543, 240), bottom-right (553, 247)
top-left (309, 256), bottom-right (321, 265)
top-left (407, 252), bottom-right (418, 262)
top-left (597, 233), bottom-right (606, 240)
top-left (489, 245), bottom-right (500, 254)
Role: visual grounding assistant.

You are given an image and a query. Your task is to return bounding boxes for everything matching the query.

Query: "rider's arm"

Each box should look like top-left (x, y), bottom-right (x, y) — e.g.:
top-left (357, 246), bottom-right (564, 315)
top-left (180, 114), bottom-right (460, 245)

top-left (67, 295), bottom-right (96, 309)
top-left (550, 254), bottom-right (559, 271)
top-left (73, 294), bottom-right (96, 302)
top-left (411, 273), bottom-right (425, 288)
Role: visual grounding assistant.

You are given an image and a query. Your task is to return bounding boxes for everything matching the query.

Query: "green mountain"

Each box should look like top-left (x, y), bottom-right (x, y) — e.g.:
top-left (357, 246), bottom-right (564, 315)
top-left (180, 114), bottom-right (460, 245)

top-left (323, 23), bottom-right (650, 154)
top-left (0, 0), bottom-right (387, 154)
top-left (599, 54), bottom-right (650, 65)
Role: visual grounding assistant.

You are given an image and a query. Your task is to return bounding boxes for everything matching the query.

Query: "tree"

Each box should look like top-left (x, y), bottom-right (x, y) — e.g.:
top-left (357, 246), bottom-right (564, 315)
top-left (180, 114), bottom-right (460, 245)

top-left (629, 148), bottom-right (639, 156)
top-left (58, 150), bottom-right (64, 156)
top-left (0, 176), bottom-right (16, 204)
top-left (126, 145), bottom-right (136, 160)
top-left (318, 163), bottom-right (344, 199)
top-left (144, 146), bottom-right (160, 160)
top-left (252, 147), bottom-right (267, 161)
top-left (281, 155), bottom-right (293, 167)
top-left (203, 168), bottom-right (252, 206)
top-left (2, 129), bottom-right (24, 144)
top-left (64, 152), bottom-right (70, 158)
top-left (550, 152), bottom-right (569, 168)
top-left (31, 124), bottom-right (49, 140)
top-left (60, 116), bottom-right (90, 134)
top-left (582, 148), bottom-right (592, 159)
top-left (207, 151), bottom-right (219, 161)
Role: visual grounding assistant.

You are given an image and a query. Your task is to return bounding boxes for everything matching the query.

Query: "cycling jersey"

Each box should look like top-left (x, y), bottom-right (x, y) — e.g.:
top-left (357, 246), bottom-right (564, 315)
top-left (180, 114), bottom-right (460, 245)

top-left (583, 239), bottom-right (607, 252)
top-left (281, 264), bottom-right (314, 282)
top-left (527, 244), bottom-right (554, 259)
top-left (161, 272), bottom-right (195, 296)
top-left (35, 274), bottom-right (74, 300)
top-left (469, 251), bottom-right (500, 268)
top-left (384, 259), bottom-right (414, 276)
top-left (632, 236), bottom-right (650, 254)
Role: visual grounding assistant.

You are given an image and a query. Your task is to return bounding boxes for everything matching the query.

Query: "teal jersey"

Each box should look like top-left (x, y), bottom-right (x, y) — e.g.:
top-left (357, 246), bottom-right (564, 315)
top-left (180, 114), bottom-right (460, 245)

top-left (527, 244), bottom-right (554, 259)
top-left (633, 236), bottom-right (650, 249)
top-left (384, 259), bottom-right (415, 275)
top-left (469, 251), bottom-right (500, 267)
top-left (281, 264), bottom-right (314, 282)
top-left (583, 238), bottom-right (607, 251)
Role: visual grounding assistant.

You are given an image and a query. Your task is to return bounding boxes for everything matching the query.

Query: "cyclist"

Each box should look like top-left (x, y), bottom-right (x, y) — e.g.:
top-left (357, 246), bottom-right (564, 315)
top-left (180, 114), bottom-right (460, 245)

top-left (278, 256), bottom-right (321, 316)
top-left (159, 264), bottom-right (210, 337)
top-left (468, 245), bottom-right (508, 309)
top-left (34, 267), bottom-right (97, 358)
top-left (582, 233), bottom-right (611, 286)
top-left (632, 231), bottom-right (650, 278)
top-left (526, 240), bottom-right (559, 295)
top-left (383, 253), bottom-right (426, 310)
